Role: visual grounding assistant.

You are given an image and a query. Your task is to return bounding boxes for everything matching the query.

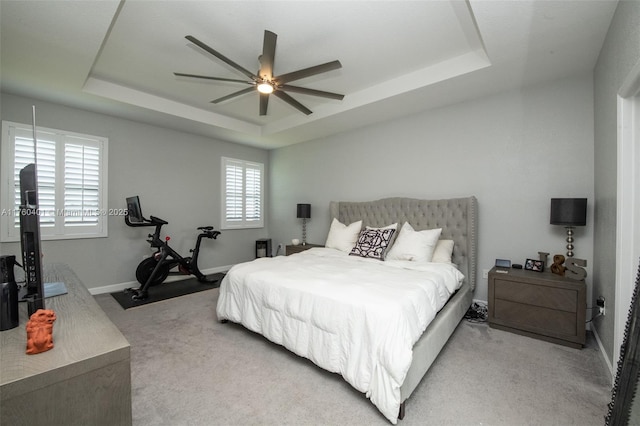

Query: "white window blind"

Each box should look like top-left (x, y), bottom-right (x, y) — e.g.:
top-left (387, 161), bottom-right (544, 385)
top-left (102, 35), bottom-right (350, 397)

top-left (64, 140), bottom-right (101, 226)
top-left (1, 121), bottom-right (108, 241)
top-left (221, 157), bottom-right (264, 229)
top-left (245, 166), bottom-right (261, 222)
top-left (13, 132), bottom-right (56, 227)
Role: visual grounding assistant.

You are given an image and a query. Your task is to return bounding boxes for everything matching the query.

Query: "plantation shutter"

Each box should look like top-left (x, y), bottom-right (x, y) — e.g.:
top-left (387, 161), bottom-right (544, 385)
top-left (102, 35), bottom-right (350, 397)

top-left (12, 131), bottom-right (56, 227)
top-left (221, 157), bottom-right (264, 229)
top-left (224, 159), bottom-right (244, 224)
top-left (245, 163), bottom-right (261, 223)
top-left (64, 139), bottom-right (101, 225)
top-left (1, 121), bottom-right (108, 241)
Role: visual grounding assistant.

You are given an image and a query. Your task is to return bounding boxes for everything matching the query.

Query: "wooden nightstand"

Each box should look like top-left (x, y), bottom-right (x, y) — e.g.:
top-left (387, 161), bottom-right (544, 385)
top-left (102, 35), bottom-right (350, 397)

top-left (285, 243), bottom-right (323, 256)
top-left (488, 266), bottom-right (586, 348)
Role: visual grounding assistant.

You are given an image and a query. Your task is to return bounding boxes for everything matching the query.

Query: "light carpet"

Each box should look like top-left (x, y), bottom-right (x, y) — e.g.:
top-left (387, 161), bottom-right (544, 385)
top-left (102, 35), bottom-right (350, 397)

top-left (95, 288), bottom-right (612, 425)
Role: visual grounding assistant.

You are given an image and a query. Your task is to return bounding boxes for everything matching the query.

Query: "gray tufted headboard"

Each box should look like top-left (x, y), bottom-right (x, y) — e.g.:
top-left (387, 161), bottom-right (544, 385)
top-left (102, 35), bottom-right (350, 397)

top-left (329, 196), bottom-right (478, 290)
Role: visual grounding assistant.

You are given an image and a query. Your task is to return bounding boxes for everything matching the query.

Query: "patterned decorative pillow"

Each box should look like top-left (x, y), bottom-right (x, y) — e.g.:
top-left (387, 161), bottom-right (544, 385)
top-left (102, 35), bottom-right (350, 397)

top-left (349, 228), bottom-right (397, 260)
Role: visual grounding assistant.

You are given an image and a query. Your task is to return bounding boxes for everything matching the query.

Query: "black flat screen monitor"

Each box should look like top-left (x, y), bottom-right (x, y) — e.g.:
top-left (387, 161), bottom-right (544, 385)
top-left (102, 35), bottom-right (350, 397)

top-left (19, 163), bottom-right (45, 314)
top-left (126, 196), bottom-right (144, 223)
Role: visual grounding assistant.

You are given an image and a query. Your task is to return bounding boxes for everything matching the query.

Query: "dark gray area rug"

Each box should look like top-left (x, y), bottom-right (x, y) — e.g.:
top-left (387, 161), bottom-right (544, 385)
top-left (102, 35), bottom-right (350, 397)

top-left (110, 273), bottom-right (224, 309)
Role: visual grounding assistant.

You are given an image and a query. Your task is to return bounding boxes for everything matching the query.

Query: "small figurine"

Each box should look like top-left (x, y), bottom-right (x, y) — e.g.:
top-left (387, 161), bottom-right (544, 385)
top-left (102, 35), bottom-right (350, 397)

top-left (25, 309), bottom-right (57, 355)
top-left (550, 254), bottom-right (566, 276)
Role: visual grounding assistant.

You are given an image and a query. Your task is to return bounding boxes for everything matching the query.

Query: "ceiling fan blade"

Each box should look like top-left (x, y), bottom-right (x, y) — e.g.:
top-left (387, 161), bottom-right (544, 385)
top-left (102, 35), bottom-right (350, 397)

top-left (210, 86), bottom-right (255, 104)
top-left (279, 84), bottom-right (344, 100)
top-left (174, 72), bottom-right (251, 84)
top-left (273, 90), bottom-right (312, 115)
top-left (259, 93), bottom-right (269, 116)
top-left (185, 35), bottom-right (258, 82)
top-left (275, 60), bottom-right (342, 84)
top-left (259, 30), bottom-right (277, 80)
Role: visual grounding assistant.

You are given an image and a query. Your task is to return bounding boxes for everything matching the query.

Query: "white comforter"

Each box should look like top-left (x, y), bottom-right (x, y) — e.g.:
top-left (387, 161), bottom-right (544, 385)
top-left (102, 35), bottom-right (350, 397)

top-left (216, 247), bottom-right (464, 423)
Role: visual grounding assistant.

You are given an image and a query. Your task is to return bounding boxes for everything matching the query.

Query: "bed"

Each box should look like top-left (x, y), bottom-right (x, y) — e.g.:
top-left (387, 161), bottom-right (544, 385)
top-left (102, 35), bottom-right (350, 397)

top-left (216, 196), bottom-right (478, 423)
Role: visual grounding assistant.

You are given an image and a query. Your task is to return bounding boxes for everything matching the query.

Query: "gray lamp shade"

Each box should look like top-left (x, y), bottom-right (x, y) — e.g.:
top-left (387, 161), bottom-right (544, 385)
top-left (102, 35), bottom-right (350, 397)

top-left (550, 198), bottom-right (587, 226)
top-left (296, 204), bottom-right (311, 219)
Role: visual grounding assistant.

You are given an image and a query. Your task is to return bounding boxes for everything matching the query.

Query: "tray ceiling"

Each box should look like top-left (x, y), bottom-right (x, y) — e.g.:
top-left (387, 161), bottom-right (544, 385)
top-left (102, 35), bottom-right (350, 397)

top-left (0, 1), bottom-right (618, 149)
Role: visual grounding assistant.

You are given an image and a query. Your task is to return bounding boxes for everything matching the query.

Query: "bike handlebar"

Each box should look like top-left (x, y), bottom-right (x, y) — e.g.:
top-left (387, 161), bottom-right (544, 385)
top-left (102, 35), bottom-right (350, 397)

top-left (125, 214), bottom-right (219, 239)
top-left (203, 230), bottom-right (221, 239)
top-left (125, 214), bottom-right (168, 228)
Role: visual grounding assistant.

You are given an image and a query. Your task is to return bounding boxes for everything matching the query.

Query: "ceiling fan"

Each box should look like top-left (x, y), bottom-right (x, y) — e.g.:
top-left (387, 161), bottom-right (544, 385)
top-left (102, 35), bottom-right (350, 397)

top-left (174, 30), bottom-right (344, 116)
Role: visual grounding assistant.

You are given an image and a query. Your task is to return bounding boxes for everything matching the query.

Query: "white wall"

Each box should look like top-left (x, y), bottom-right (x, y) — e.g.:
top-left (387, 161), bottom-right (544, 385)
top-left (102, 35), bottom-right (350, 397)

top-left (0, 93), bottom-right (270, 291)
top-left (593, 0), bottom-right (640, 365)
top-left (269, 73), bottom-right (595, 302)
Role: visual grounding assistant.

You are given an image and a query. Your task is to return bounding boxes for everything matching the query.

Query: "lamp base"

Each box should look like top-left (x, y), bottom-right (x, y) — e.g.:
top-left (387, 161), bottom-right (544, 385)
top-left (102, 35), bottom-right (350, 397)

top-left (302, 218), bottom-right (307, 245)
top-left (565, 226), bottom-right (575, 257)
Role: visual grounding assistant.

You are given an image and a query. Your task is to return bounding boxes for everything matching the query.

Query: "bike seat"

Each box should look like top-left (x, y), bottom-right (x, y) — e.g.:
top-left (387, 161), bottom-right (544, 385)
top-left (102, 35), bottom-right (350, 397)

top-left (198, 226), bottom-right (214, 231)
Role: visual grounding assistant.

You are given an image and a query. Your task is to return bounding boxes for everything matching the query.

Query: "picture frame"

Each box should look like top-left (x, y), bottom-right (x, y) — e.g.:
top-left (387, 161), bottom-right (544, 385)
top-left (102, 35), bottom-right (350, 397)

top-left (524, 258), bottom-right (544, 272)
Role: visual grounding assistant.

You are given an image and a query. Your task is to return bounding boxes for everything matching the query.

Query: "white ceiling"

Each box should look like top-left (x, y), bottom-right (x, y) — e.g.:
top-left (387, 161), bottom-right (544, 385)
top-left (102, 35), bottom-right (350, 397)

top-left (1, 1), bottom-right (618, 149)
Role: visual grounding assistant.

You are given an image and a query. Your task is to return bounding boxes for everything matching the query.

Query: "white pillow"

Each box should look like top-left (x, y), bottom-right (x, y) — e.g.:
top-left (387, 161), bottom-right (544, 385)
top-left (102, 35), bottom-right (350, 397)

top-left (325, 218), bottom-right (363, 253)
top-left (385, 222), bottom-right (442, 262)
top-left (432, 239), bottom-right (454, 263)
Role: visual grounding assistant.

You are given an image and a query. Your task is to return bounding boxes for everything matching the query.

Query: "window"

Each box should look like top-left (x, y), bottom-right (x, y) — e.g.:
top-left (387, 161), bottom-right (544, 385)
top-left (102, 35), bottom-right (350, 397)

top-left (1, 121), bottom-right (108, 241)
top-left (221, 157), bottom-right (264, 229)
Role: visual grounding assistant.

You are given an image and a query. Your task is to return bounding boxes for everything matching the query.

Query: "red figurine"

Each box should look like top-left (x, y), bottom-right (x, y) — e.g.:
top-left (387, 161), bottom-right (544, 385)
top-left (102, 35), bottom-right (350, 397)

top-left (25, 309), bottom-right (57, 355)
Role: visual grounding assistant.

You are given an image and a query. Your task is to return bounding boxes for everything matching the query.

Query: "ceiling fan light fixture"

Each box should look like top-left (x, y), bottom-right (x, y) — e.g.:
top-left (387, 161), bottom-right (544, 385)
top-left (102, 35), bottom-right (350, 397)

top-left (177, 32), bottom-right (343, 115)
top-left (257, 82), bottom-right (274, 94)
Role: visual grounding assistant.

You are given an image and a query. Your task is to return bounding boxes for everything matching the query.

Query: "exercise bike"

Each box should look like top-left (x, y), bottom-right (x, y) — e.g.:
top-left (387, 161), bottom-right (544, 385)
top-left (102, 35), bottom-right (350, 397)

top-left (124, 196), bottom-right (221, 301)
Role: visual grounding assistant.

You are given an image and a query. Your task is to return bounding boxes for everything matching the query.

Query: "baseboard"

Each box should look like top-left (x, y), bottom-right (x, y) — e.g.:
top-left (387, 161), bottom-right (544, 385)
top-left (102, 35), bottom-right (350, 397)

top-left (591, 325), bottom-right (615, 384)
top-left (88, 264), bottom-right (233, 295)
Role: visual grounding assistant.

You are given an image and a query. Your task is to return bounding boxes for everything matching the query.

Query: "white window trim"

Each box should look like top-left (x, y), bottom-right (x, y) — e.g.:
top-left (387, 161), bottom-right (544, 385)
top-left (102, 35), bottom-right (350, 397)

top-left (613, 60), bottom-right (640, 377)
top-left (1, 121), bottom-right (109, 242)
top-left (221, 157), bottom-right (264, 230)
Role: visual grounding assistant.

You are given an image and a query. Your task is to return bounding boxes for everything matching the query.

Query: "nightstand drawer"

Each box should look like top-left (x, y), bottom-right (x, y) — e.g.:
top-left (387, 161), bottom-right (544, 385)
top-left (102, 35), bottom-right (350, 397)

top-left (494, 279), bottom-right (578, 313)
top-left (493, 299), bottom-right (578, 337)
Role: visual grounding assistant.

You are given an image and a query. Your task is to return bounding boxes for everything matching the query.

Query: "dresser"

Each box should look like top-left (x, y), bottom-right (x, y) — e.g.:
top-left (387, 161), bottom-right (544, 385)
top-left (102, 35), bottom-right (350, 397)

top-left (488, 266), bottom-right (586, 348)
top-left (1, 264), bottom-right (132, 425)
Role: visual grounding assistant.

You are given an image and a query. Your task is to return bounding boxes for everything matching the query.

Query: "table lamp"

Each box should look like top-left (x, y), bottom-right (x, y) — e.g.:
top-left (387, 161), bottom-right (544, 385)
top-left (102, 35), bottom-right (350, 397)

top-left (296, 204), bottom-right (311, 245)
top-left (550, 198), bottom-right (587, 257)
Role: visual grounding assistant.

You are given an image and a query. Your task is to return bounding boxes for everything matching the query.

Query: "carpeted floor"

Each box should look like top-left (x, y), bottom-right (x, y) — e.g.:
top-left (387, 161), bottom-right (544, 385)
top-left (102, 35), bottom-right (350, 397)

top-left (95, 288), bottom-right (612, 425)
